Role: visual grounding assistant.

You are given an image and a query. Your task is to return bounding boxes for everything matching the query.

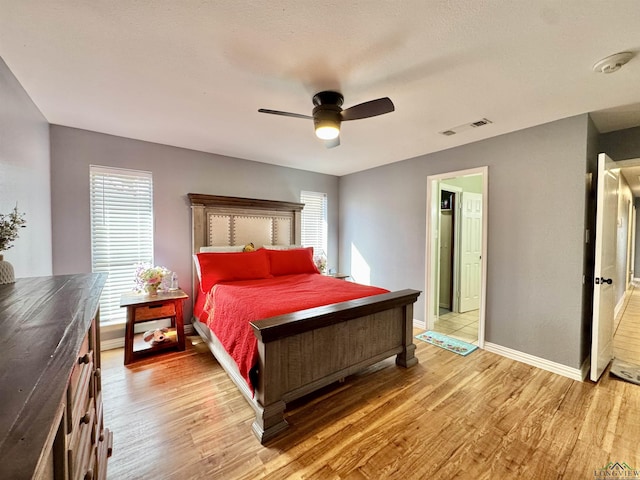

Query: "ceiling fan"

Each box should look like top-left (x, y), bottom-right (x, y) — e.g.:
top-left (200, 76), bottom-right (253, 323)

top-left (258, 91), bottom-right (395, 148)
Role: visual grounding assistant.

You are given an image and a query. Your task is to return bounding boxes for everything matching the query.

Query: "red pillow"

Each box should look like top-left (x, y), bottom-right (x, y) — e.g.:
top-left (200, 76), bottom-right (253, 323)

top-left (196, 249), bottom-right (271, 292)
top-left (267, 247), bottom-right (320, 276)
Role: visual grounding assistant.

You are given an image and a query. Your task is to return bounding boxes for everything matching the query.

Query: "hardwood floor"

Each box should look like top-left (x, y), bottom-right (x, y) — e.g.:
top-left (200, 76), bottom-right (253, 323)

top-left (614, 283), bottom-right (640, 364)
top-left (103, 331), bottom-right (640, 479)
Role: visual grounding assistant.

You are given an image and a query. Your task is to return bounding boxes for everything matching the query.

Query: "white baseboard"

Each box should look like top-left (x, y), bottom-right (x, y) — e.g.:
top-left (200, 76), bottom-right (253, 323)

top-left (614, 292), bottom-right (627, 320)
top-left (100, 337), bottom-right (124, 351)
top-left (412, 318), bottom-right (426, 330)
top-left (484, 342), bottom-right (585, 382)
top-left (580, 355), bottom-right (591, 381)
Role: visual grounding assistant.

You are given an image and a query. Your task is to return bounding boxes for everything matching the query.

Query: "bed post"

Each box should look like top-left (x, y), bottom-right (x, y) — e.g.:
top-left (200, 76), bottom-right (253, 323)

top-left (191, 204), bottom-right (206, 253)
top-left (251, 340), bottom-right (289, 443)
top-left (251, 401), bottom-right (288, 444)
top-left (191, 203), bottom-right (206, 296)
top-left (396, 302), bottom-right (418, 368)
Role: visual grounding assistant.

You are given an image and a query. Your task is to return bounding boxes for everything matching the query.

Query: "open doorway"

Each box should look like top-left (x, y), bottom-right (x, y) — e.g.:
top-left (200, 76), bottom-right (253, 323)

top-left (608, 159), bottom-right (640, 367)
top-left (425, 166), bottom-right (488, 348)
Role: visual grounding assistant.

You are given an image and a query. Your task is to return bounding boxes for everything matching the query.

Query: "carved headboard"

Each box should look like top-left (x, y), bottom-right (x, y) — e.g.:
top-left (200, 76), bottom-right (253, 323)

top-left (188, 193), bottom-right (304, 292)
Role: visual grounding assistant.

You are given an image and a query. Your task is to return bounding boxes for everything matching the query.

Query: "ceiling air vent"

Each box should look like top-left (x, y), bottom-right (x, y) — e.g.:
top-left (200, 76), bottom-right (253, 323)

top-left (471, 119), bottom-right (490, 127)
top-left (440, 118), bottom-right (492, 136)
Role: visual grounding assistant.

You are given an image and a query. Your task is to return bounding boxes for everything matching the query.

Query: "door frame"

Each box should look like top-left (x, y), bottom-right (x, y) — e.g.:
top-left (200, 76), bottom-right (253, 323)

top-left (425, 166), bottom-right (488, 348)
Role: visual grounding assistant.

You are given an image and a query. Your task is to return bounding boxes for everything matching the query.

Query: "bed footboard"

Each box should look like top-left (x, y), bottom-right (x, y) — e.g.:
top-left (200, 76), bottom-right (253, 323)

top-left (250, 289), bottom-right (420, 443)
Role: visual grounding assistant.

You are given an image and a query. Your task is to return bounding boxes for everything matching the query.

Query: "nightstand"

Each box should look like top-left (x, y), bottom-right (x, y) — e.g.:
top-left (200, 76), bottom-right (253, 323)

top-left (326, 273), bottom-right (350, 280)
top-left (120, 289), bottom-right (188, 365)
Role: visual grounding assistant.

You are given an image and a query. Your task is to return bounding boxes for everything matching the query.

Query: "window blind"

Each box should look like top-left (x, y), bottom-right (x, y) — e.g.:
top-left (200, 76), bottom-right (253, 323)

top-left (90, 165), bottom-right (154, 325)
top-left (300, 191), bottom-right (327, 258)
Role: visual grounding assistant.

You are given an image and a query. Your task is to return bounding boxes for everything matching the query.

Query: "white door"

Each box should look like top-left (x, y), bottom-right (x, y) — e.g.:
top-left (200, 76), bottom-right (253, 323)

top-left (591, 153), bottom-right (618, 382)
top-left (459, 192), bottom-right (482, 312)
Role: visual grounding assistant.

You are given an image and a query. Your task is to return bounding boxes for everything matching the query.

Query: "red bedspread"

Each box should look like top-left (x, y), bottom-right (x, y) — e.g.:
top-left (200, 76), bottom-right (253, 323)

top-left (194, 273), bottom-right (388, 391)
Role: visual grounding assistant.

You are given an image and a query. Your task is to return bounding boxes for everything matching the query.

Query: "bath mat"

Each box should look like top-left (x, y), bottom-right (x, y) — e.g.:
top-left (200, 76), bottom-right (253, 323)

top-left (415, 330), bottom-right (478, 356)
top-left (610, 359), bottom-right (640, 385)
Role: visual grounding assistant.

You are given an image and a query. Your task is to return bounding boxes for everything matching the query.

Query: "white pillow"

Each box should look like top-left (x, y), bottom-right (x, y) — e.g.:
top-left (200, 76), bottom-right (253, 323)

top-left (200, 245), bottom-right (244, 253)
top-left (262, 244), bottom-right (302, 250)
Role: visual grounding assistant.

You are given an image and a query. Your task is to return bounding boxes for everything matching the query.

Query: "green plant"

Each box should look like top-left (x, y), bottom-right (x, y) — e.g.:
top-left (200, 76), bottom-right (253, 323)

top-left (0, 205), bottom-right (26, 252)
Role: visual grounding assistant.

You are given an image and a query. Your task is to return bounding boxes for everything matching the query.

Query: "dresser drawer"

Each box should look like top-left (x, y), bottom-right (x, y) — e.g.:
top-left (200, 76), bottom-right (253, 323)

top-left (68, 403), bottom-right (95, 480)
top-left (67, 359), bottom-right (93, 437)
top-left (93, 391), bottom-right (103, 445)
top-left (68, 335), bottom-right (90, 399)
top-left (95, 428), bottom-right (113, 480)
top-left (134, 303), bottom-right (176, 322)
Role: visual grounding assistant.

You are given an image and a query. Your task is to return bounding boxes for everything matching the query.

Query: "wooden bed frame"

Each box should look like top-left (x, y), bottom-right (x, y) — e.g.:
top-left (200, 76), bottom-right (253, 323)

top-left (189, 193), bottom-right (420, 443)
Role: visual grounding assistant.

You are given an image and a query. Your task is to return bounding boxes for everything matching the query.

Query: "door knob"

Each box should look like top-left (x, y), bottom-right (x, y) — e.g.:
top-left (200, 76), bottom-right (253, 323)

top-left (596, 277), bottom-right (613, 285)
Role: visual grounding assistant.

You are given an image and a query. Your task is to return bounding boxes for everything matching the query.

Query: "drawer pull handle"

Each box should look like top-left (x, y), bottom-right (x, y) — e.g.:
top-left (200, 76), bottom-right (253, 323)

top-left (94, 368), bottom-right (101, 379)
top-left (80, 413), bottom-right (91, 425)
top-left (84, 468), bottom-right (94, 480)
top-left (79, 353), bottom-right (90, 365)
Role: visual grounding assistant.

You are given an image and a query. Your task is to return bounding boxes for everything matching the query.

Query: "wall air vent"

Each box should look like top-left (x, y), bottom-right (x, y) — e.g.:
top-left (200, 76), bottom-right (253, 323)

top-left (440, 118), bottom-right (492, 136)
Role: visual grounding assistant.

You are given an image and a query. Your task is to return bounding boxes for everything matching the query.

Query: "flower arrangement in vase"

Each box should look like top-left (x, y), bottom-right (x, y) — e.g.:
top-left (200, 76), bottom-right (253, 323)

top-left (134, 263), bottom-right (169, 296)
top-left (0, 205), bottom-right (26, 285)
top-left (313, 251), bottom-right (327, 274)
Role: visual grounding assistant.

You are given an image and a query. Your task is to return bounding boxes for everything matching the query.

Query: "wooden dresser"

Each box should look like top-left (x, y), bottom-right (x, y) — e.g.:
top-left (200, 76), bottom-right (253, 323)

top-left (0, 274), bottom-right (112, 479)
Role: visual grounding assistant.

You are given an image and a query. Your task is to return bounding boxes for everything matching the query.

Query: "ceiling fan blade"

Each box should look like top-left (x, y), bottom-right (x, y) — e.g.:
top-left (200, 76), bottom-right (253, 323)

top-left (324, 136), bottom-right (340, 149)
top-left (341, 97), bottom-right (395, 121)
top-left (258, 109), bottom-right (312, 120)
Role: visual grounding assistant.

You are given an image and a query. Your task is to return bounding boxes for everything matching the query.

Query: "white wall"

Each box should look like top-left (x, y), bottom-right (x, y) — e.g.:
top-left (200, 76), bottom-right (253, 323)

top-left (441, 175), bottom-right (483, 194)
top-left (0, 57), bottom-right (52, 277)
top-left (615, 174), bottom-right (633, 304)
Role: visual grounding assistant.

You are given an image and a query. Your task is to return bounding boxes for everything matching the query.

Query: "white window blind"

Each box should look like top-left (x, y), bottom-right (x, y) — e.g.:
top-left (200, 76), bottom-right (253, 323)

top-left (300, 191), bottom-right (327, 258)
top-left (90, 166), bottom-right (154, 325)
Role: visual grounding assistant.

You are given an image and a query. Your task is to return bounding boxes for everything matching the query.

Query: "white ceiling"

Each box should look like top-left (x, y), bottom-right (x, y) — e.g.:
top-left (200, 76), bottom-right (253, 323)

top-left (1, 1), bottom-right (640, 176)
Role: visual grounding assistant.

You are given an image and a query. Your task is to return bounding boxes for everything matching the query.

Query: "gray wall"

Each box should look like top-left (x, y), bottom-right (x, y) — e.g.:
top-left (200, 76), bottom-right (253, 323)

top-left (50, 126), bottom-right (339, 330)
top-left (601, 126), bottom-right (640, 161)
top-left (339, 115), bottom-right (590, 370)
top-left (0, 57), bottom-right (52, 277)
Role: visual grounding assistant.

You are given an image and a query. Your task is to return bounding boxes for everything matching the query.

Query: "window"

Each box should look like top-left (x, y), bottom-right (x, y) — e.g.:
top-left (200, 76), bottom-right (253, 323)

top-left (90, 166), bottom-right (153, 325)
top-left (300, 190), bottom-right (327, 258)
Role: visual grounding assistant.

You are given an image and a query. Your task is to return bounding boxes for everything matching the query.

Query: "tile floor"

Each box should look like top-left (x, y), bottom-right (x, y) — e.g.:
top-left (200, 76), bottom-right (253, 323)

top-left (614, 283), bottom-right (640, 364)
top-left (433, 308), bottom-right (479, 344)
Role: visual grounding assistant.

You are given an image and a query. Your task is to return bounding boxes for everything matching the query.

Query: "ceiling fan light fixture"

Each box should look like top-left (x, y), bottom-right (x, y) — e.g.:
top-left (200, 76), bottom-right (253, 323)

top-left (259, 90), bottom-right (394, 147)
top-left (313, 106), bottom-right (342, 140)
top-left (315, 123), bottom-right (340, 140)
